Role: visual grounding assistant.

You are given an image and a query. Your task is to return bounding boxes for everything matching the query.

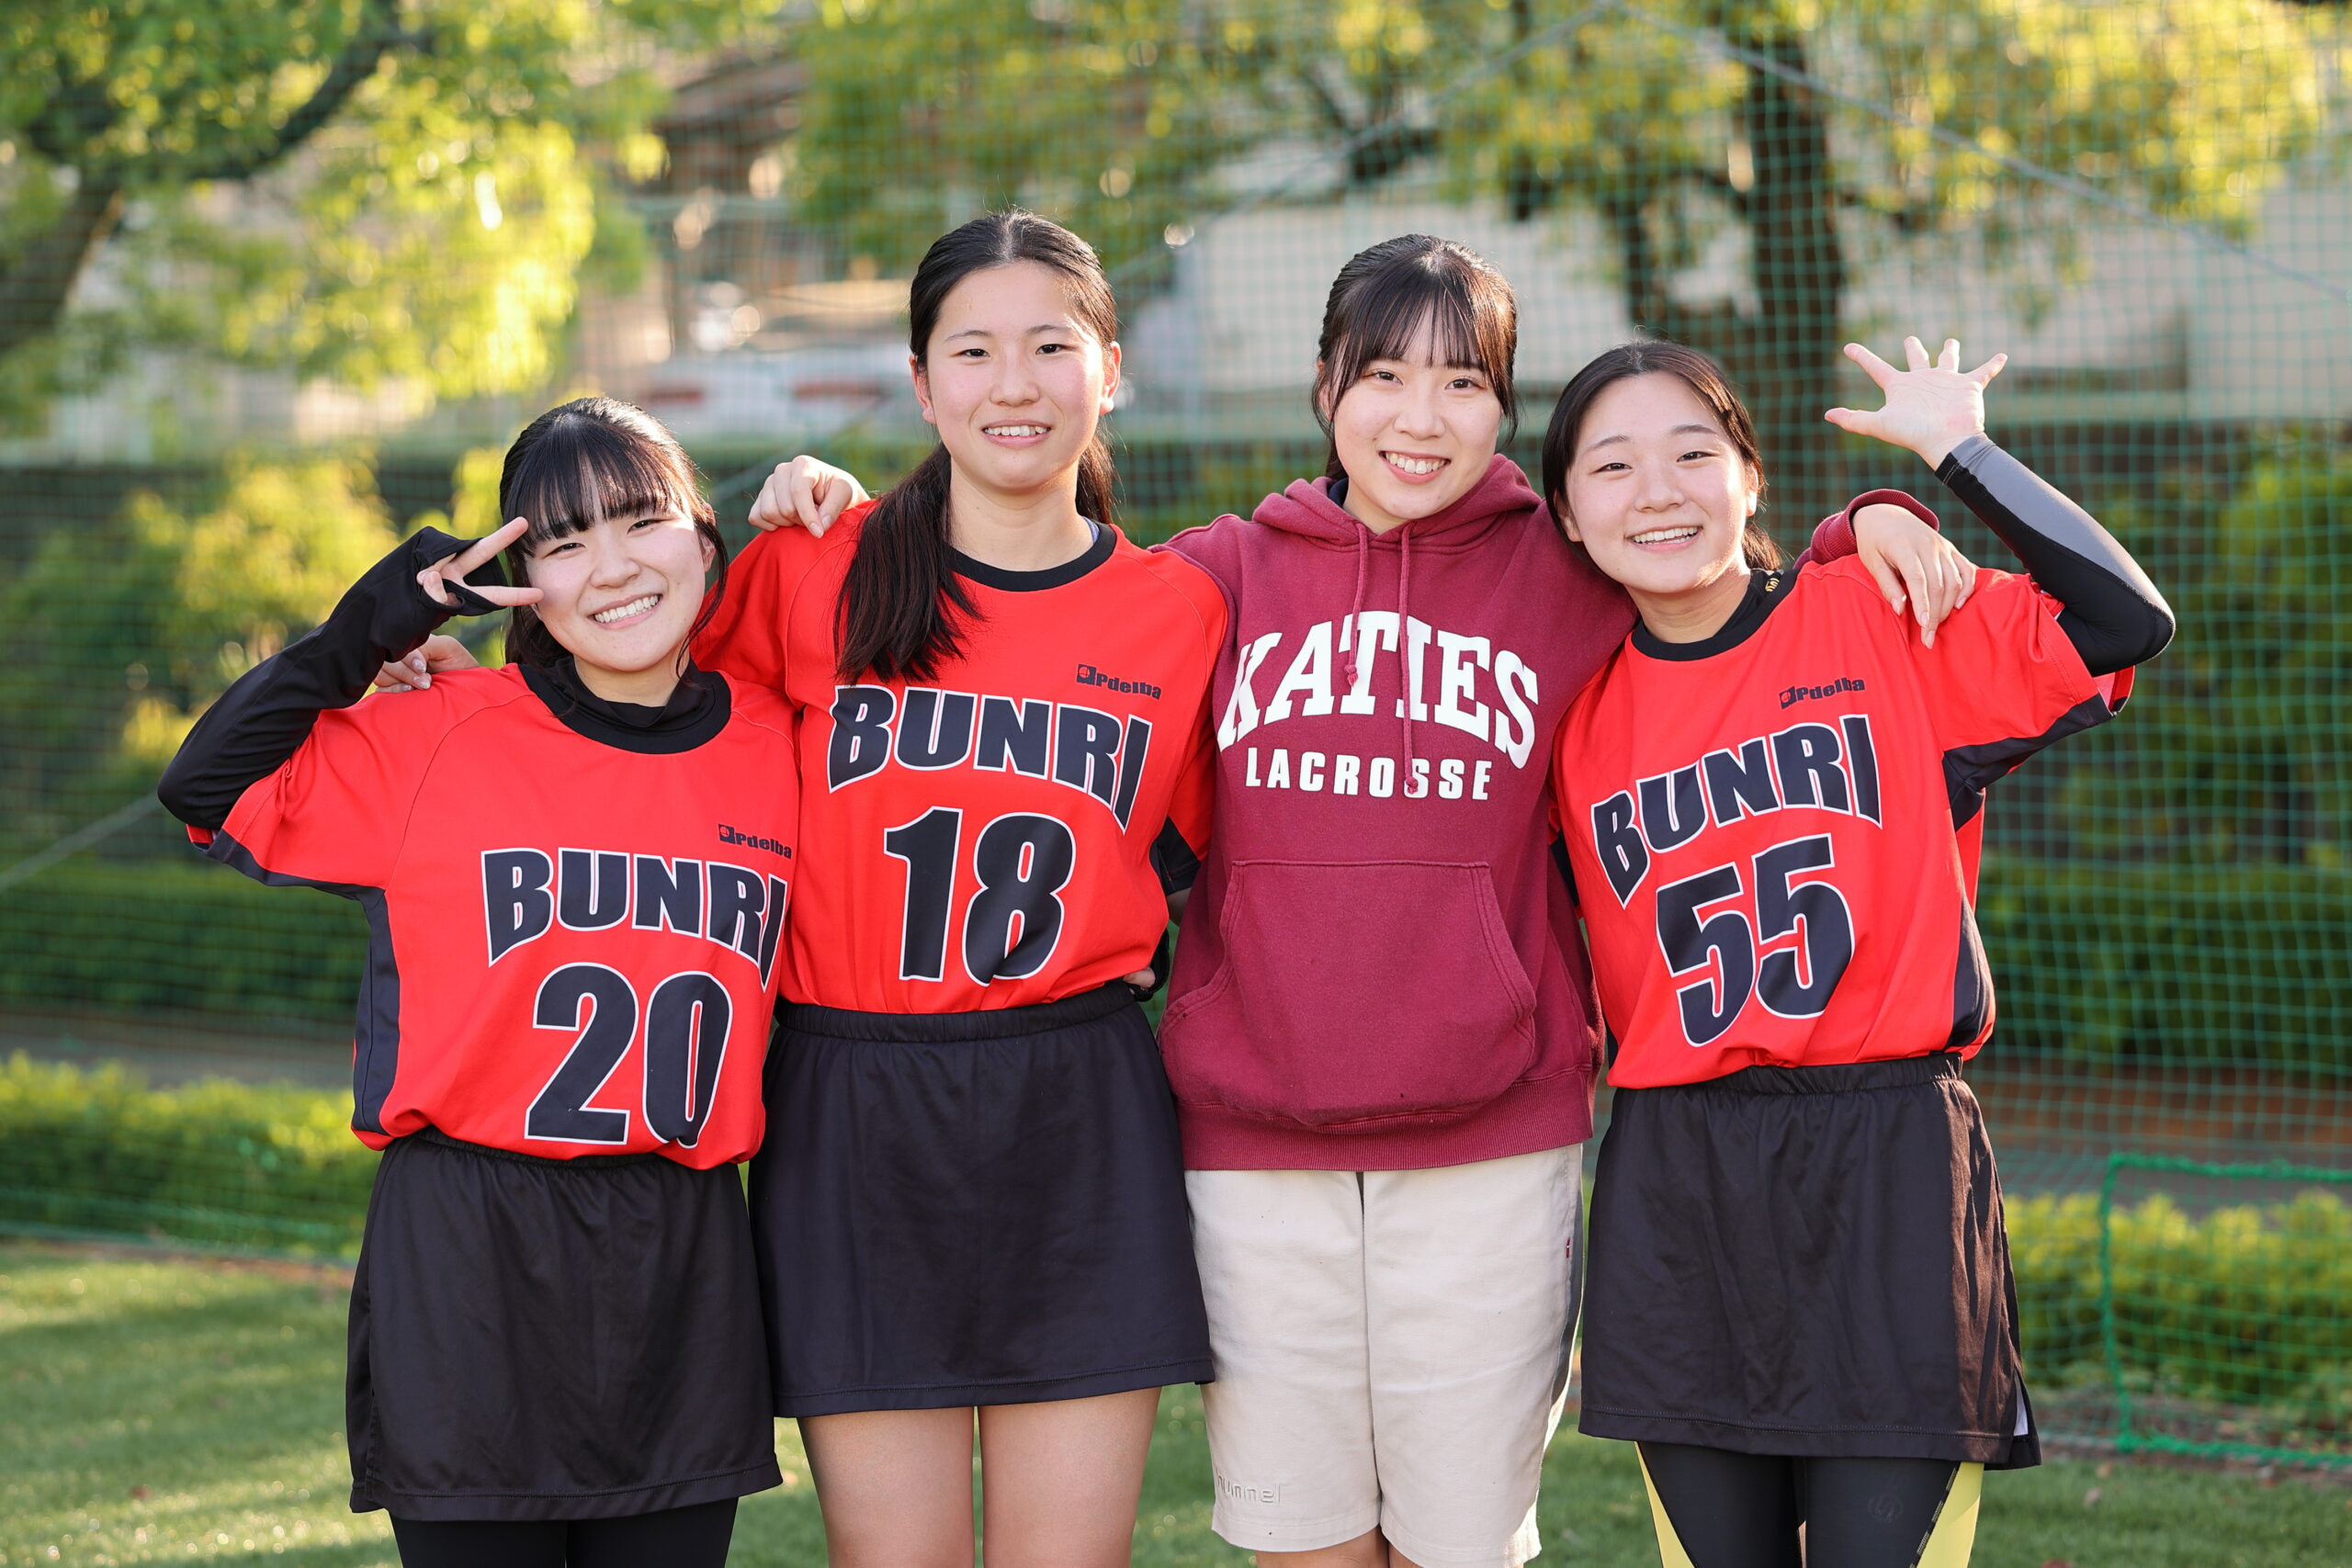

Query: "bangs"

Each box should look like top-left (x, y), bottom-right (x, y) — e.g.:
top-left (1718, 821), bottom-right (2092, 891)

top-left (1317, 252), bottom-right (1519, 431)
top-left (503, 411), bottom-right (700, 545)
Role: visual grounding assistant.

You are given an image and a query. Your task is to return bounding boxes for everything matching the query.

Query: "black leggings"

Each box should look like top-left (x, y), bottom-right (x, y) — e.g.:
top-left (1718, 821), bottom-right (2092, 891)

top-left (1637, 1444), bottom-right (1980, 1568)
top-left (389, 1499), bottom-right (738, 1568)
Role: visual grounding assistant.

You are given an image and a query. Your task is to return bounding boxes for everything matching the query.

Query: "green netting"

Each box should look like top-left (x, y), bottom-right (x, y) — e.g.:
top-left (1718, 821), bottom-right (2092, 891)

top-left (2098, 1156), bottom-right (2352, 1468)
top-left (2, 0), bottom-right (2348, 1457)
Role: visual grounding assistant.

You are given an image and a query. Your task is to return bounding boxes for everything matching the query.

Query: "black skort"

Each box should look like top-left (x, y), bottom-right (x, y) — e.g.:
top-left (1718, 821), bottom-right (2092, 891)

top-left (1578, 1054), bottom-right (2040, 1469)
top-left (751, 983), bottom-right (1214, 1416)
top-left (348, 1130), bottom-right (780, 1520)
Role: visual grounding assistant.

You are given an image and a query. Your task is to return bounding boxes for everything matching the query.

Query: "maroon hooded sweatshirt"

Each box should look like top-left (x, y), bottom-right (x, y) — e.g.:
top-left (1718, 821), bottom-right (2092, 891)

top-left (1158, 455), bottom-right (1880, 1170)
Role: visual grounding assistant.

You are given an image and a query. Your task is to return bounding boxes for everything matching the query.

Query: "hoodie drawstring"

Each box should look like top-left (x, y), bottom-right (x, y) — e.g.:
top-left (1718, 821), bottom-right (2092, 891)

top-left (1343, 526), bottom-right (1371, 692)
top-left (1396, 525), bottom-right (1415, 775)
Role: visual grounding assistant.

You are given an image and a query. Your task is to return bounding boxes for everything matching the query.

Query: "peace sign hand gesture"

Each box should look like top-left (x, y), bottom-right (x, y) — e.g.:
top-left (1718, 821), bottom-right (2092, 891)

top-left (1824, 337), bottom-right (2007, 469)
top-left (416, 518), bottom-right (545, 613)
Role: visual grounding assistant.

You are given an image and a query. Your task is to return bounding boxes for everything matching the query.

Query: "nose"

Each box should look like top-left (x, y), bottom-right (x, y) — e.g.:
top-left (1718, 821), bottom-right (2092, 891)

top-left (585, 527), bottom-right (638, 588)
top-left (1393, 378), bottom-right (1444, 438)
top-left (1633, 457), bottom-right (1681, 511)
top-left (991, 350), bottom-right (1041, 406)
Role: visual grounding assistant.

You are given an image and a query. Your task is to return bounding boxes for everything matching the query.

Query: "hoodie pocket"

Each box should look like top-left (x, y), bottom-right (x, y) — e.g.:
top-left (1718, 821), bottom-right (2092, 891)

top-left (1162, 859), bottom-right (1540, 1129)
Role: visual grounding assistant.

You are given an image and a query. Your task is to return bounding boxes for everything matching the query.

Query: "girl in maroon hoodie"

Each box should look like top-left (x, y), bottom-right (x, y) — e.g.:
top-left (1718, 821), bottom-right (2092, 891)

top-left (718, 237), bottom-right (1971, 1568)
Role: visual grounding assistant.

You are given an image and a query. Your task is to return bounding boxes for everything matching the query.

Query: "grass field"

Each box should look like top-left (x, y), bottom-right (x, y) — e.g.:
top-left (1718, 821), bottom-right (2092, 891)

top-left (3, 1242), bottom-right (2345, 1568)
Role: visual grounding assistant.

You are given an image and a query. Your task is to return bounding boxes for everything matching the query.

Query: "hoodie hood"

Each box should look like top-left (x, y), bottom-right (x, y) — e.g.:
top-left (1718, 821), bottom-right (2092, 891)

top-left (1246, 453), bottom-right (1544, 549)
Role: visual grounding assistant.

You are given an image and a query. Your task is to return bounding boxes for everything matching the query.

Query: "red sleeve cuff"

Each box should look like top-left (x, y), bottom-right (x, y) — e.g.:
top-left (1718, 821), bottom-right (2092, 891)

top-left (1810, 488), bottom-right (1939, 560)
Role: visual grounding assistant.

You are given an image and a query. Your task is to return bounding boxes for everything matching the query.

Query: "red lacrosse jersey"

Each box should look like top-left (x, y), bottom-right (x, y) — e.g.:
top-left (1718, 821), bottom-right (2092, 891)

top-left (696, 506), bottom-right (1226, 1013)
top-left (1555, 557), bottom-right (2131, 1089)
top-left (193, 667), bottom-right (797, 1163)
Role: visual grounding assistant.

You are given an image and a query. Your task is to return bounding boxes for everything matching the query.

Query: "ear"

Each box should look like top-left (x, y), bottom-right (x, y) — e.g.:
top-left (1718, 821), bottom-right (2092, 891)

top-left (910, 353), bottom-right (936, 427)
top-left (1098, 339), bottom-right (1122, 416)
top-left (1313, 360), bottom-right (1334, 423)
top-left (699, 530), bottom-right (718, 572)
top-left (1555, 497), bottom-right (1584, 543)
top-left (1743, 461), bottom-right (1763, 517)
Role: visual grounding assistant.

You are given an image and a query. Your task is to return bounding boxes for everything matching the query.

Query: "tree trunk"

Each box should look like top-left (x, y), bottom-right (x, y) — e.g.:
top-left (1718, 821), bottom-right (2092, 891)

top-left (1732, 25), bottom-right (1848, 530)
top-left (0, 180), bottom-right (126, 361)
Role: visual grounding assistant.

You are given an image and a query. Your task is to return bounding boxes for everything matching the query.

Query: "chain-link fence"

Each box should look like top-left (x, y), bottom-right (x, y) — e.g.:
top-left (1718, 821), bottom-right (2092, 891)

top-left (2, 0), bottom-right (2346, 1461)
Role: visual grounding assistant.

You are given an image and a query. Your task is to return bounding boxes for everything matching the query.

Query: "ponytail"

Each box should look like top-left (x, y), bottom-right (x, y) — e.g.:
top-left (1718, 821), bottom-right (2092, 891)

top-left (837, 433), bottom-right (1119, 682)
top-left (836, 448), bottom-right (974, 682)
top-left (1742, 523), bottom-right (1784, 571)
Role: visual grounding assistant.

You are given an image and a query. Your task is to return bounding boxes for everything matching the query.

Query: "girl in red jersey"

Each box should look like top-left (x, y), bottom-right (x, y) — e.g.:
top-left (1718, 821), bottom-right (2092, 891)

top-left (739, 238), bottom-right (1973, 1568)
top-left (692, 211), bottom-right (1226, 1568)
top-left (1545, 340), bottom-right (2172, 1568)
top-left (160, 400), bottom-right (792, 1567)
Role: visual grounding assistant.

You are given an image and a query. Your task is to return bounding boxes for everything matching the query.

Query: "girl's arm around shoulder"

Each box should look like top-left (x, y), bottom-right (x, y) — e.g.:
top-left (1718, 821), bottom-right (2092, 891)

top-left (1805, 490), bottom-right (1980, 646)
top-left (695, 503), bottom-right (869, 688)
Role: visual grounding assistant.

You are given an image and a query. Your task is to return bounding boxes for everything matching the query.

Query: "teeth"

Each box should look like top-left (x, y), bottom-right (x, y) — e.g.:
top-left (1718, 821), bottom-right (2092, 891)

top-left (988, 424), bottom-right (1047, 437)
top-left (593, 594), bottom-right (660, 624)
top-left (1385, 453), bottom-right (1445, 475)
top-left (1632, 527), bottom-right (1701, 545)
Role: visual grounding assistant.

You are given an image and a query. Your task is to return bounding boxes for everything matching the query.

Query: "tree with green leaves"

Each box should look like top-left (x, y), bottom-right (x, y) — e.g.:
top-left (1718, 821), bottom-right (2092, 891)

top-left (779, 0), bottom-right (1243, 276)
top-left (1451, 0), bottom-right (2335, 517)
top-left (777, 0), bottom-right (2333, 524)
top-left (0, 456), bottom-right (396, 843)
top-left (0, 0), bottom-right (757, 427)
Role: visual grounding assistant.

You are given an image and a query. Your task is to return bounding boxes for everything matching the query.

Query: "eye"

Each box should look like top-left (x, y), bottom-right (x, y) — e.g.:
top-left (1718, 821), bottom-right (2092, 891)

top-left (953, 346), bottom-right (988, 360)
top-left (1591, 459), bottom-right (1630, 475)
top-left (1365, 367), bottom-right (1399, 384)
top-left (1449, 376), bottom-right (1485, 391)
top-left (1037, 341), bottom-right (1071, 355)
top-left (538, 539), bottom-right (580, 557)
top-left (1679, 448), bottom-right (1720, 463)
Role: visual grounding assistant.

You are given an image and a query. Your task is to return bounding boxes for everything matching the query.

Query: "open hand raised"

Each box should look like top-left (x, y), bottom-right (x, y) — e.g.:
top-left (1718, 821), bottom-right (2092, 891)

top-left (1825, 337), bottom-right (2007, 468)
top-left (417, 518), bottom-right (546, 611)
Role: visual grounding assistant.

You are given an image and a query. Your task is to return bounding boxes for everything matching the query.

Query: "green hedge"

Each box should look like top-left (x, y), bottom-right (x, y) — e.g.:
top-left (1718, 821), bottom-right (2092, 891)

top-left (1976, 857), bottom-right (2352, 1065)
top-left (0, 1055), bottom-right (376, 1254)
top-left (2, 1059), bottom-right (2345, 1431)
top-left (0, 857), bottom-right (365, 1022)
top-left (2010, 1189), bottom-right (2352, 1425)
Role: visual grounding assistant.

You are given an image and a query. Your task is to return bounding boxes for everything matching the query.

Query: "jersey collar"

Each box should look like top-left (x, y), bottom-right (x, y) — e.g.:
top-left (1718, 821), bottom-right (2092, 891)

top-left (1631, 564), bottom-right (1799, 662)
top-left (520, 657), bottom-right (734, 754)
top-left (949, 520), bottom-right (1115, 592)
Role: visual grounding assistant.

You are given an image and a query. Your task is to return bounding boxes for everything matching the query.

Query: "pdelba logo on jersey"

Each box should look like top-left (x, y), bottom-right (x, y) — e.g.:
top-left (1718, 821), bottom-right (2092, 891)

top-left (480, 846), bottom-right (788, 983)
top-left (1218, 613), bottom-right (1542, 801)
top-left (824, 682), bottom-right (1155, 829)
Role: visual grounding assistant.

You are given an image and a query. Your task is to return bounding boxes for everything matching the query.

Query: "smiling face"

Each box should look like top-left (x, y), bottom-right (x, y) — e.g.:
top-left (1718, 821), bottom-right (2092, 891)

top-left (1323, 317), bottom-right (1505, 533)
top-left (912, 260), bottom-right (1119, 509)
top-left (521, 505), bottom-right (715, 695)
top-left (1556, 370), bottom-right (1762, 609)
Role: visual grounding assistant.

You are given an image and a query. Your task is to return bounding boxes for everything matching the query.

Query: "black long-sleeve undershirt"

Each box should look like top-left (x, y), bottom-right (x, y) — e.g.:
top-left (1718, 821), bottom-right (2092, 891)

top-left (1934, 434), bottom-right (2175, 676)
top-left (158, 528), bottom-right (498, 831)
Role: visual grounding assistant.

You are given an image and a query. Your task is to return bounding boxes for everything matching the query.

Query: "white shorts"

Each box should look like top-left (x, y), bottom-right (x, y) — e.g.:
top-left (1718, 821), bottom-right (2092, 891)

top-left (1187, 1145), bottom-right (1585, 1568)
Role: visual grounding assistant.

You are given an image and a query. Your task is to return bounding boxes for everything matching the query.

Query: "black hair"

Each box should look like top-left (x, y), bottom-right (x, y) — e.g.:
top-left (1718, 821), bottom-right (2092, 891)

top-left (1313, 233), bottom-right (1519, 480)
top-left (496, 397), bottom-right (727, 668)
top-left (840, 209), bottom-right (1118, 682)
top-left (1541, 341), bottom-right (1783, 571)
